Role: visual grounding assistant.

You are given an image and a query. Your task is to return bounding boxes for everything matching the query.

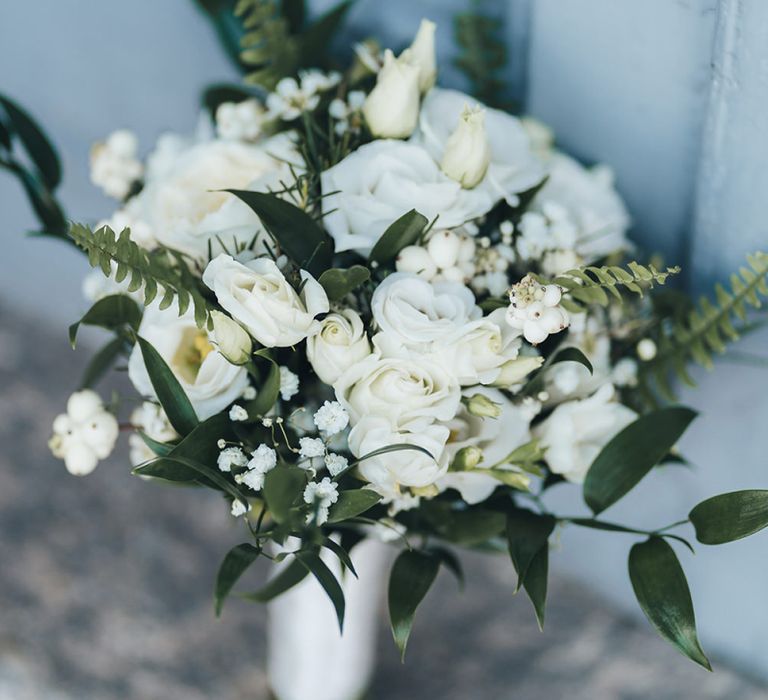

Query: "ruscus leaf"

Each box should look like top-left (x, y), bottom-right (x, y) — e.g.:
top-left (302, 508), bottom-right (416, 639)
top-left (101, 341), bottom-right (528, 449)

top-left (689, 490), bottom-right (768, 544)
top-left (215, 543), bottom-right (261, 615)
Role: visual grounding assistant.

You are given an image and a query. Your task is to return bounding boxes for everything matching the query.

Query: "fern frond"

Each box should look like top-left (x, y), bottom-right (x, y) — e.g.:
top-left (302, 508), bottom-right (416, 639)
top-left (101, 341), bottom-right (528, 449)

top-left (70, 223), bottom-right (213, 327)
top-left (235, 0), bottom-right (299, 90)
top-left (644, 251), bottom-right (768, 398)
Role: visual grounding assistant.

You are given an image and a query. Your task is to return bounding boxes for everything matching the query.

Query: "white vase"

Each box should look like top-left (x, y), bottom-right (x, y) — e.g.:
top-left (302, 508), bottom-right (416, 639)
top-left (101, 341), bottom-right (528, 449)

top-left (267, 539), bottom-right (392, 700)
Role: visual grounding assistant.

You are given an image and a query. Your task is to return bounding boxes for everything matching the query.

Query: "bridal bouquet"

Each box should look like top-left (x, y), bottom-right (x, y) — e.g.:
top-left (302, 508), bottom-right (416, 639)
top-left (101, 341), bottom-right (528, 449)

top-left (5, 2), bottom-right (767, 671)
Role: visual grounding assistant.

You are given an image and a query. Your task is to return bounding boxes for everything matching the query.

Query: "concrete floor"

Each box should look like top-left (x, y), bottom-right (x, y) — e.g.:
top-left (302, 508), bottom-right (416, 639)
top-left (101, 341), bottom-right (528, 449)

top-left (0, 306), bottom-right (765, 700)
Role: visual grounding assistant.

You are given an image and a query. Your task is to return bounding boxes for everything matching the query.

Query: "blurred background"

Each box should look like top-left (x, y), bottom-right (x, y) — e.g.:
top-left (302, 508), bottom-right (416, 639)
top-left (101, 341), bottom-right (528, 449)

top-left (1, 0), bottom-right (766, 697)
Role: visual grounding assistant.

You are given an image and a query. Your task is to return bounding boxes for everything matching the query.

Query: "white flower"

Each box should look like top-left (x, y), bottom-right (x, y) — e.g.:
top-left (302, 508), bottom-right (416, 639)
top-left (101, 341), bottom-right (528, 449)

top-left (363, 49), bottom-right (421, 138)
top-left (242, 386), bottom-right (257, 400)
top-left (612, 358), bottom-right (639, 387)
top-left (407, 18), bottom-right (437, 92)
top-left (306, 310), bottom-right (372, 385)
top-left (229, 405), bottom-right (249, 422)
top-left (396, 232), bottom-right (476, 283)
top-left (506, 275), bottom-right (569, 345)
top-left (303, 477), bottom-right (339, 525)
top-left (329, 91), bottom-right (366, 135)
top-left (440, 105), bottom-right (491, 188)
top-left (321, 140), bottom-right (496, 255)
top-left (49, 390), bottom-right (119, 476)
top-left (395, 245), bottom-right (438, 279)
top-left (279, 366), bottom-right (300, 401)
top-left (534, 384), bottom-right (637, 483)
top-left (218, 446), bottom-right (249, 472)
top-left (324, 453), bottom-right (349, 477)
top-left (239, 469), bottom-right (266, 492)
top-left (267, 71), bottom-right (340, 121)
top-left (248, 444), bottom-right (278, 473)
top-left (128, 402), bottom-right (178, 466)
top-left (216, 99), bottom-right (266, 141)
top-left (313, 401), bottom-right (350, 435)
top-left (203, 254), bottom-right (329, 347)
top-left (210, 311), bottom-right (252, 365)
top-left (348, 416), bottom-right (449, 495)
top-left (127, 304), bottom-right (249, 420)
top-left (520, 116), bottom-right (555, 159)
top-left (412, 88), bottom-right (546, 207)
top-left (231, 499), bottom-right (249, 517)
top-left (299, 437), bottom-right (326, 459)
top-left (335, 354), bottom-right (461, 432)
top-left (90, 129), bottom-right (143, 199)
top-left (637, 338), bottom-right (658, 361)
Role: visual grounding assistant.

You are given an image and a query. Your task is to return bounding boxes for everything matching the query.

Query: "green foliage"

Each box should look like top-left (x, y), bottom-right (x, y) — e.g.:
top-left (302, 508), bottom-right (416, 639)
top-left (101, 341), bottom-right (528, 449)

top-left (242, 557), bottom-right (309, 602)
top-left (79, 337), bottom-right (126, 389)
top-left (689, 490), bottom-right (768, 545)
top-left (318, 265), bottom-right (370, 301)
top-left (70, 224), bottom-right (213, 327)
top-left (505, 509), bottom-right (555, 594)
top-left (644, 252), bottom-right (768, 399)
top-left (583, 407), bottom-right (697, 515)
top-left (522, 544), bottom-right (549, 629)
top-left (243, 351), bottom-right (280, 417)
top-left (263, 466), bottom-right (307, 524)
top-left (628, 537), bottom-right (711, 670)
top-left (422, 503), bottom-right (506, 546)
top-left (68, 294), bottom-right (142, 348)
top-left (326, 489), bottom-right (382, 524)
top-left (215, 543), bottom-right (261, 615)
top-left (295, 550), bottom-right (346, 630)
top-left (368, 210), bottom-right (429, 265)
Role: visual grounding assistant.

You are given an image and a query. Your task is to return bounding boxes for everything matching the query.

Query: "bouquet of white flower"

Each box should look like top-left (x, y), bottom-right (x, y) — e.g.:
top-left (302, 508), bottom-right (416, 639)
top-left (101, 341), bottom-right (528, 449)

top-left (4, 2), bottom-right (768, 679)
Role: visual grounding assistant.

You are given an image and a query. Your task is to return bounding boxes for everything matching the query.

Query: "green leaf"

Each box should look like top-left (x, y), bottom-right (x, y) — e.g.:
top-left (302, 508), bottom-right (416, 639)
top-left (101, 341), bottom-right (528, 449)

top-left (244, 351), bottom-right (280, 417)
top-left (215, 543), bottom-right (261, 615)
top-left (242, 558), bottom-right (309, 602)
top-left (298, 1), bottom-right (354, 67)
top-left (263, 466), bottom-right (307, 524)
top-left (427, 546), bottom-right (464, 590)
top-left (0, 93), bottom-right (62, 189)
top-left (426, 505), bottom-right (506, 546)
top-left (1, 159), bottom-right (67, 235)
top-left (137, 430), bottom-right (174, 457)
top-left (628, 537), bottom-right (711, 670)
top-left (327, 489), bottom-right (382, 524)
top-left (689, 490), bottom-right (768, 545)
top-left (388, 550), bottom-right (440, 660)
top-left (136, 336), bottom-right (199, 436)
top-left (318, 265), bottom-right (370, 301)
top-left (506, 509), bottom-right (555, 592)
top-left (295, 550), bottom-right (346, 631)
top-left (368, 210), bottom-right (428, 265)
top-left (79, 337), bottom-right (124, 388)
top-left (69, 294), bottom-right (142, 348)
top-left (522, 544), bottom-right (549, 630)
top-left (226, 190), bottom-right (333, 275)
top-left (550, 346), bottom-right (593, 374)
top-left (583, 407), bottom-right (697, 515)
top-left (321, 537), bottom-right (358, 577)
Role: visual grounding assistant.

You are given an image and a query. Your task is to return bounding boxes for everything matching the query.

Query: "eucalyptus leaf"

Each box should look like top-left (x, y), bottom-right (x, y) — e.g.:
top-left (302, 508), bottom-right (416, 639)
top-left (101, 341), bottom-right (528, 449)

top-left (263, 466), bottom-right (307, 524)
top-left (327, 489), bottom-right (382, 524)
top-left (689, 490), bottom-right (768, 544)
top-left (584, 407), bottom-right (697, 514)
top-left (388, 549), bottom-right (440, 660)
top-left (69, 294), bottom-right (142, 348)
top-left (215, 543), bottom-right (261, 616)
top-left (506, 509), bottom-right (555, 592)
top-left (628, 537), bottom-right (711, 670)
top-left (369, 210), bottom-right (428, 265)
top-left (242, 558), bottom-right (308, 603)
top-left (296, 550), bottom-right (346, 631)
top-left (318, 265), bottom-right (370, 301)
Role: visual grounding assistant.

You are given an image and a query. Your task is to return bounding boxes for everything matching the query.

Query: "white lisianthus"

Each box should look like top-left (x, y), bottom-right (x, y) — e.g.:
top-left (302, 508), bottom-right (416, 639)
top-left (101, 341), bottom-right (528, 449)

top-left (202, 254), bottom-right (329, 348)
top-left (306, 310), bottom-right (372, 385)
top-left (334, 354), bottom-right (461, 432)
top-left (127, 304), bottom-right (249, 420)
top-left (440, 105), bottom-right (491, 188)
top-left (534, 384), bottom-right (637, 483)
top-left (362, 49), bottom-right (421, 138)
top-left (210, 311), bottom-right (252, 365)
top-left (407, 18), bottom-right (437, 92)
top-left (412, 88), bottom-right (546, 206)
top-left (348, 416), bottom-right (450, 494)
top-left (320, 140), bottom-right (496, 255)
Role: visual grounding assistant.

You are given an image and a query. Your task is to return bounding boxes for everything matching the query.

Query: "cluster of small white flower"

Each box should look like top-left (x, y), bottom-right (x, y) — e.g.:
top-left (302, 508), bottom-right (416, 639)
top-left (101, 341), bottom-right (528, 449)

top-left (266, 70), bottom-right (341, 121)
top-left (90, 130), bottom-right (143, 199)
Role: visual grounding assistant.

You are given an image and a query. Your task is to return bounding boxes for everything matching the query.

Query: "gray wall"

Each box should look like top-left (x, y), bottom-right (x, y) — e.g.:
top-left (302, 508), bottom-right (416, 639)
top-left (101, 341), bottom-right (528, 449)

top-left (2, 0), bottom-right (767, 678)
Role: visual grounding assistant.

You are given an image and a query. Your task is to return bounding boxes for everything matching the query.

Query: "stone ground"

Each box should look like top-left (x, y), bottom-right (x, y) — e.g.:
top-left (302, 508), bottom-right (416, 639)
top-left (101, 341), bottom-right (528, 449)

top-left (0, 306), bottom-right (765, 700)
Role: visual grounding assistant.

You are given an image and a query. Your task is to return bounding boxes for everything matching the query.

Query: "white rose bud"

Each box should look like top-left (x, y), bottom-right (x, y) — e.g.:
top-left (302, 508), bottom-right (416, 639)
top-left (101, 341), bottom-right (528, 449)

top-left (211, 310), bottom-right (252, 365)
top-left (396, 245), bottom-right (437, 279)
top-left (407, 18), bottom-right (437, 93)
top-left (440, 104), bottom-right (491, 188)
top-left (362, 49), bottom-right (421, 138)
top-left (491, 355), bottom-right (545, 387)
top-left (464, 393), bottom-right (503, 419)
top-left (426, 230), bottom-right (461, 269)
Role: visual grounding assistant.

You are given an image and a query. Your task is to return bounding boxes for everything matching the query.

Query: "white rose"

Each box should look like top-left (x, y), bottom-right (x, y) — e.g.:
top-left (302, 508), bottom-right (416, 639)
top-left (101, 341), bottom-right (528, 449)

top-left (412, 88), bottom-right (546, 207)
top-left (348, 416), bottom-right (450, 493)
top-left (407, 18), bottom-right (437, 93)
top-left (202, 254), bottom-right (329, 347)
top-left (128, 304), bottom-right (249, 420)
top-left (362, 49), bottom-right (421, 138)
top-left (320, 140), bottom-right (496, 254)
top-left (534, 383), bottom-right (637, 484)
top-left (306, 310), bottom-right (372, 385)
top-left (440, 104), bottom-right (491, 188)
top-left (371, 272), bottom-right (480, 352)
top-left (334, 354), bottom-right (461, 431)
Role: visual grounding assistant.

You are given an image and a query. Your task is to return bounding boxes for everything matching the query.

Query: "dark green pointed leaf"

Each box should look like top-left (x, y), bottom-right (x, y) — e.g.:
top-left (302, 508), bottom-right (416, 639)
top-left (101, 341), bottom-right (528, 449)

top-left (584, 407), bottom-right (697, 515)
top-left (321, 537), bottom-right (358, 577)
top-left (506, 509), bottom-right (555, 592)
top-left (2, 160), bottom-right (66, 234)
top-left (137, 430), bottom-right (175, 457)
top-left (136, 336), bottom-right (199, 436)
top-left (226, 190), bottom-right (334, 275)
top-left (318, 265), bottom-right (370, 301)
top-left (551, 346), bottom-right (593, 374)
top-left (327, 489), bottom-right (382, 524)
top-left (523, 545), bottom-right (549, 630)
top-left (629, 537), bottom-right (711, 670)
top-left (263, 466), bottom-right (307, 524)
top-left (369, 210), bottom-right (428, 265)
top-left (426, 505), bottom-right (506, 546)
top-left (388, 549), bottom-right (440, 660)
top-left (244, 352), bottom-right (280, 417)
top-left (79, 337), bottom-right (125, 388)
top-left (427, 546), bottom-right (464, 590)
top-left (215, 543), bottom-right (261, 616)
top-left (295, 550), bottom-right (346, 631)
top-left (242, 558), bottom-right (309, 603)
top-left (689, 490), bottom-right (768, 545)
top-left (298, 1), bottom-right (354, 66)
top-left (69, 294), bottom-right (142, 347)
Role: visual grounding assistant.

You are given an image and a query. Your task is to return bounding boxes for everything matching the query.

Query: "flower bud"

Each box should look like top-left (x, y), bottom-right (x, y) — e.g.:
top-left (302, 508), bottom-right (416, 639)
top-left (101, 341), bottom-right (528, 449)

top-left (407, 18), bottom-right (437, 93)
top-left (440, 104), bottom-right (491, 188)
top-left (492, 356), bottom-right (545, 387)
top-left (211, 310), bottom-right (252, 365)
top-left (427, 230), bottom-right (461, 269)
top-left (452, 445), bottom-right (483, 471)
top-left (362, 49), bottom-right (421, 138)
top-left (637, 338), bottom-right (657, 361)
top-left (396, 245), bottom-right (437, 279)
top-left (411, 483), bottom-right (440, 498)
top-left (464, 392), bottom-right (502, 418)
